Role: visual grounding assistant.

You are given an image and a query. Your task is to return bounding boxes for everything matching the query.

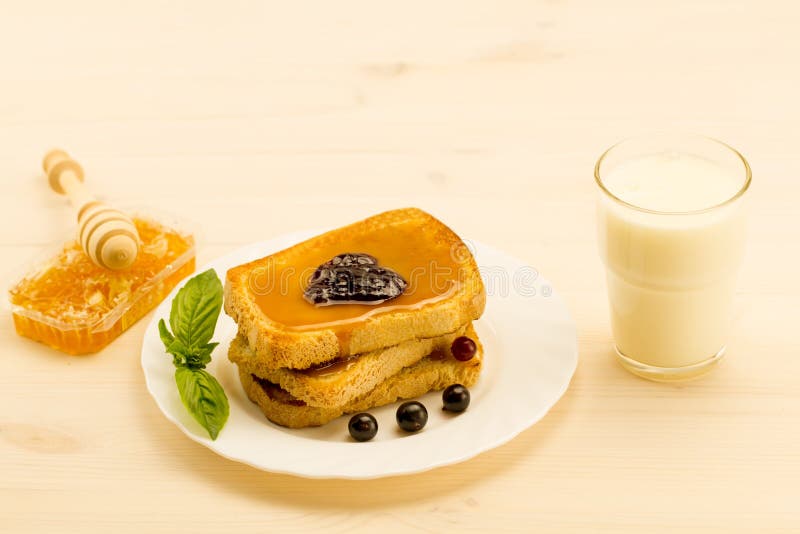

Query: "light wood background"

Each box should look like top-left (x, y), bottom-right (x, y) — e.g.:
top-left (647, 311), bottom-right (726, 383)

top-left (1, 2), bottom-right (798, 532)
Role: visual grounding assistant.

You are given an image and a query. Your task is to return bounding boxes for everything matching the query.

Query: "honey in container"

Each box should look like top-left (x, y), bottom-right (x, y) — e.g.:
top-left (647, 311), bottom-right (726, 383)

top-left (9, 215), bottom-right (195, 354)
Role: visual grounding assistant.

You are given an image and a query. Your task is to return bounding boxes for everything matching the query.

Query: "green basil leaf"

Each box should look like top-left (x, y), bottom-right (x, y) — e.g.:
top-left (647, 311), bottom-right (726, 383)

top-left (160, 270), bottom-right (229, 439)
top-left (183, 342), bottom-right (218, 369)
top-left (169, 269), bottom-right (223, 350)
top-left (167, 338), bottom-right (190, 364)
top-left (158, 318), bottom-right (174, 347)
top-left (196, 342), bottom-right (219, 361)
top-left (175, 367), bottom-right (229, 440)
top-left (161, 330), bottom-right (219, 369)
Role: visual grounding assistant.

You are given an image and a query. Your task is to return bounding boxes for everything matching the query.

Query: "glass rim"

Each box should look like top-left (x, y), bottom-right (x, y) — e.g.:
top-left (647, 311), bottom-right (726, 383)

top-left (594, 134), bottom-right (752, 215)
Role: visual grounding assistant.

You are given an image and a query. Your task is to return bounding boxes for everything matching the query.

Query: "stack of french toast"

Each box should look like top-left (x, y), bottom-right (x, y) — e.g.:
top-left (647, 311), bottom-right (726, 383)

top-left (224, 208), bottom-right (486, 428)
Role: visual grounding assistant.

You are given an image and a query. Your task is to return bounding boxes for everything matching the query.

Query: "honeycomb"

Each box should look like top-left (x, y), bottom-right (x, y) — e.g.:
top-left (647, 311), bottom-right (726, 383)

top-left (9, 217), bottom-right (195, 354)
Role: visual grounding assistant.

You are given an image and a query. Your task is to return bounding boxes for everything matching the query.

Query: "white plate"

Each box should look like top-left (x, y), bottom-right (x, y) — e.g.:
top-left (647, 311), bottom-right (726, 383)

top-left (141, 231), bottom-right (578, 479)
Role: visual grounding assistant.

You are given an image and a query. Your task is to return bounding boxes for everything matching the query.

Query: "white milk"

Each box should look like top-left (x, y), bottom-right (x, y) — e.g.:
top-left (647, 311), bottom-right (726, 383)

top-left (597, 151), bottom-right (747, 373)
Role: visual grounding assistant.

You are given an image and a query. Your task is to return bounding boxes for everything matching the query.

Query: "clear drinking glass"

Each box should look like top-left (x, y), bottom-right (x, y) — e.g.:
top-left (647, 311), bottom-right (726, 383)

top-left (594, 134), bottom-right (751, 381)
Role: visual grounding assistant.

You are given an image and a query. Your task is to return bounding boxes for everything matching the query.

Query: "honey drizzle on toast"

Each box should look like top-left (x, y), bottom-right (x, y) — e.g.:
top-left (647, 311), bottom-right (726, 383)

top-left (250, 218), bottom-right (464, 337)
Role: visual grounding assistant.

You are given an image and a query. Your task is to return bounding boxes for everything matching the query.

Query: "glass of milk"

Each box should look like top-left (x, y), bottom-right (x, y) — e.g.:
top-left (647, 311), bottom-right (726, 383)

top-left (595, 134), bottom-right (751, 381)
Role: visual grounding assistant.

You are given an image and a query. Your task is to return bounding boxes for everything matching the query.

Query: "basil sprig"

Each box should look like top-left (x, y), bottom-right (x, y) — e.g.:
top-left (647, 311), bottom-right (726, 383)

top-left (158, 269), bottom-right (229, 440)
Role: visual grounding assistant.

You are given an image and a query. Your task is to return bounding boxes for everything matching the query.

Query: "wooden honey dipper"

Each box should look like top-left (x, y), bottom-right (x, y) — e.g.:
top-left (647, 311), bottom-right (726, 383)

top-left (43, 149), bottom-right (140, 270)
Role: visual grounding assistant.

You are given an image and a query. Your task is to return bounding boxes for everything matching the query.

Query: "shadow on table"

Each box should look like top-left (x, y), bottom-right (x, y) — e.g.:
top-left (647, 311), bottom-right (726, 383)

top-left (158, 385), bottom-right (579, 511)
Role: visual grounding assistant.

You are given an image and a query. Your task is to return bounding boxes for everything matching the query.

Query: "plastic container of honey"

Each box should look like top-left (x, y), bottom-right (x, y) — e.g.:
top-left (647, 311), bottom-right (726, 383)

top-left (8, 211), bottom-right (196, 354)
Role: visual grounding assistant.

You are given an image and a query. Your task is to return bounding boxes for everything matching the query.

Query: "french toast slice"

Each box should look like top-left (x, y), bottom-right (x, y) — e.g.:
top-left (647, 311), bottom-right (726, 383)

top-left (238, 325), bottom-right (483, 428)
top-left (229, 323), bottom-right (470, 408)
top-left (224, 208), bottom-right (485, 370)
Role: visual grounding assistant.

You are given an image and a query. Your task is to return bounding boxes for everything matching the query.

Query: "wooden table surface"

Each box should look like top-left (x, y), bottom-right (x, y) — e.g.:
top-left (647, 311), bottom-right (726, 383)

top-left (2, 2), bottom-right (798, 532)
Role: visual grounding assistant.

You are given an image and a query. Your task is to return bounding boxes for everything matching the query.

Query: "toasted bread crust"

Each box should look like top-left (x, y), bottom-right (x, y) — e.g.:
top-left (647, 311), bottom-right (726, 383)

top-left (224, 208), bottom-right (485, 369)
top-left (230, 324), bottom-right (472, 408)
top-left (238, 332), bottom-right (483, 428)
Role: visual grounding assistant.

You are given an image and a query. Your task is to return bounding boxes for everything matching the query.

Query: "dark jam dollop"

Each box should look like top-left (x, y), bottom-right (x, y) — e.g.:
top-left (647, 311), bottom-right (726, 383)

top-left (303, 253), bottom-right (407, 306)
